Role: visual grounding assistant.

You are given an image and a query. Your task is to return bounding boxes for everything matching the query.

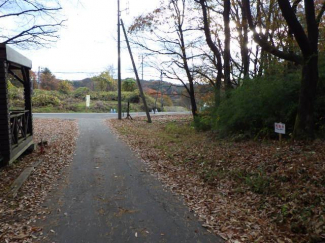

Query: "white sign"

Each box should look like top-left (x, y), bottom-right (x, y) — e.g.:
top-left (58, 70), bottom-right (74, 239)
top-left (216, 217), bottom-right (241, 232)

top-left (274, 123), bottom-right (285, 134)
top-left (86, 95), bottom-right (90, 107)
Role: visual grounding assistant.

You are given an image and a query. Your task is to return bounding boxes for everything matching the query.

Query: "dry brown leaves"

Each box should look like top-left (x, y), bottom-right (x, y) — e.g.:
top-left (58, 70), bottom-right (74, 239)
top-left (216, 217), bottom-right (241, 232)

top-left (0, 118), bottom-right (78, 243)
top-left (108, 116), bottom-right (325, 243)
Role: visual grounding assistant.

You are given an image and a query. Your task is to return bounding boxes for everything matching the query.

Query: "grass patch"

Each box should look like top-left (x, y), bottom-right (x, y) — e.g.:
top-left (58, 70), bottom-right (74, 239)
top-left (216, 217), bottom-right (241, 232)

top-left (164, 121), bottom-right (195, 135)
top-left (244, 172), bottom-right (272, 195)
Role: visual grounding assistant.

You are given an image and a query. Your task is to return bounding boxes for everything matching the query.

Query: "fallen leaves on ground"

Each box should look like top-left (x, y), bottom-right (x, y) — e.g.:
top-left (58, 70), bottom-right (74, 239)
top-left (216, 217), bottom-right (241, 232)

top-left (0, 119), bottom-right (78, 242)
top-left (108, 115), bottom-right (325, 243)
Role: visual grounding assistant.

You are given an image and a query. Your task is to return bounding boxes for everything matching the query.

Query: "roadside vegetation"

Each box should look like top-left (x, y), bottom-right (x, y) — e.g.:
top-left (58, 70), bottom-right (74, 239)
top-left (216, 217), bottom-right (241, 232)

top-left (8, 69), bottom-right (187, 113)
top-left (193, 60), bottom-right (325, 140)
top-left (130, 0), bottom-right (325, 140)
top-left (19, 88), bottom-right (160, 113)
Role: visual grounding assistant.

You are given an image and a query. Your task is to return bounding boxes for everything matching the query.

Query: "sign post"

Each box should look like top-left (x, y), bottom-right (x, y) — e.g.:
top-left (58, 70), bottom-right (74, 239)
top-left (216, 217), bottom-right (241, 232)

top-left (274, 122), bottom-right (285, 142)
top-left (86, 95), bottom-right (90, 108)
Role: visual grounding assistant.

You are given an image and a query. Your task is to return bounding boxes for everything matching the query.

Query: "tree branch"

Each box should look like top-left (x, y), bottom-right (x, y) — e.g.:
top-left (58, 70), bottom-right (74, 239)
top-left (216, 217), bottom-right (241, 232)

top-left (3, 20), bottom-right (66, 45)
top-left (242, 0), bottom-right (303, 64)
top-left (316, 1), bottom-right (325, 27)
top-left (277, 0), bottom-right (311, 57)
top-left (0, 7), bottom-right (62, 19)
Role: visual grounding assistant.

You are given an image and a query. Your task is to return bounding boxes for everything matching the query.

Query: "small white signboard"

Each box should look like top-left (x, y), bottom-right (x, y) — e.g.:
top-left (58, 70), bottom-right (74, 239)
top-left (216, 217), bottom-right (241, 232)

top-left (86, 95), bottom-right (90, 107)
top-left (274, 122), bottom-right (285, 134)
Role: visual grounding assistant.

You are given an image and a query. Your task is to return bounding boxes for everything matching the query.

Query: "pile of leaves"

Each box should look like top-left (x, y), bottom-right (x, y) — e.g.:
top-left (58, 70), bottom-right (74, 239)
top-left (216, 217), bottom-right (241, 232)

top-left (108, 116), bottom-right (325, 243)
top-left (0, 119), bottom-right (78, 242)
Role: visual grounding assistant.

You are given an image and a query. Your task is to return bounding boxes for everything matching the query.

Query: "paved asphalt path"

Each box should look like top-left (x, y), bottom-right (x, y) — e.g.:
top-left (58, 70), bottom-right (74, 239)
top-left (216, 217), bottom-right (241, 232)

top-left (35, 113), bottom-right (223, 243)
top-left (33, 112), bottom-right (191, 120)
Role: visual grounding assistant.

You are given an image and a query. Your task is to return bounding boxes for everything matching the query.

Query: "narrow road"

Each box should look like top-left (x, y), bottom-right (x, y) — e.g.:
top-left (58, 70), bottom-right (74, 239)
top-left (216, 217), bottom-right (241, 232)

top-left (33, 111), bottom-right (190, 119)
top-left (37, 115), bottom-right (223, 243)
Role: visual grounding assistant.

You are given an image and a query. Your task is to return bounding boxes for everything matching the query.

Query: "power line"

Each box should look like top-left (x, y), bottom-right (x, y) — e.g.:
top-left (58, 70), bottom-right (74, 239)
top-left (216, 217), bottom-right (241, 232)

top-left (50, 71), bottom-right (103, 74)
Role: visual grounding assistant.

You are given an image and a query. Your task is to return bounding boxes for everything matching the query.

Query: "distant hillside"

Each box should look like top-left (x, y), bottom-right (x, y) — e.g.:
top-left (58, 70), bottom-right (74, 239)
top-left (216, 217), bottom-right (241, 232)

top-left (72, 78), bottom-right (185, 96)
top-left (72, 78), bottom-right (94, 90)
top-left (141, 80), bottom-right (184, 96)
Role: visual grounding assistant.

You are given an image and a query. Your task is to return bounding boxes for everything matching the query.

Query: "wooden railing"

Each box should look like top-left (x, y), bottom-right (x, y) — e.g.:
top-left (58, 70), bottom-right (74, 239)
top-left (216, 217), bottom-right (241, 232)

top-left (10, 110), bottom-right (32, 148)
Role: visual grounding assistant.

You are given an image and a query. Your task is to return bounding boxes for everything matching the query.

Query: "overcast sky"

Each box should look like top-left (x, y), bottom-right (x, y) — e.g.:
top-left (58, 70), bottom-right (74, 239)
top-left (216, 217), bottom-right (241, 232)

top-left (20, 0), bottom-right (162, 81)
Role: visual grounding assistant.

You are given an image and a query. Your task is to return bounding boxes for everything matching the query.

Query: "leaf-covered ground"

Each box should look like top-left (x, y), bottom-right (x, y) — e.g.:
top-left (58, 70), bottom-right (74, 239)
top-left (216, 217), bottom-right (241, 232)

top-left (108, 115), bottom-right (325, 243)
top-left (0, 119), bottom-right (78, 242)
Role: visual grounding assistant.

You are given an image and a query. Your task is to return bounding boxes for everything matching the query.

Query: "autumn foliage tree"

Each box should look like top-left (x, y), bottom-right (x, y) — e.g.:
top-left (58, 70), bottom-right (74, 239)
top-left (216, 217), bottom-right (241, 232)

top-left (58, 80), bottom-right (73, 94)
top-left (91, 71), bottom-right (116, 92)
top-left (40, 68), bottom-right (59, 91)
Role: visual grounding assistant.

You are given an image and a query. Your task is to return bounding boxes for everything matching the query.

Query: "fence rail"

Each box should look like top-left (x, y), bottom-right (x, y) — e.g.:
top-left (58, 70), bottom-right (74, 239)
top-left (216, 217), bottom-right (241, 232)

top-left (10, 110), bottom-right (32, 148)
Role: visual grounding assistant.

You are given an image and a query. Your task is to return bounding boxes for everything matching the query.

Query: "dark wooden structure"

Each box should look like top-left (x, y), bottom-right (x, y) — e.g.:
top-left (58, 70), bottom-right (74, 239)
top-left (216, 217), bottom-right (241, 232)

top-left (0, 44), bottom-right (34, 167)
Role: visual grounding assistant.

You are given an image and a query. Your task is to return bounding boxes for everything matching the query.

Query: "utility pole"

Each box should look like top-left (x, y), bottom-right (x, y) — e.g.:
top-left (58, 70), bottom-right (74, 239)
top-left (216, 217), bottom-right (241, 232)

top-left (121, 19), bottom-right (151, 123)
top-left (37, 66), bottom-right (41, 89)
top-left (141, 55), bottom-right (144, 82)
top-left (160, 70), bottom-right (164, 111)
top-left (117, 0), bottom-right (122, 119)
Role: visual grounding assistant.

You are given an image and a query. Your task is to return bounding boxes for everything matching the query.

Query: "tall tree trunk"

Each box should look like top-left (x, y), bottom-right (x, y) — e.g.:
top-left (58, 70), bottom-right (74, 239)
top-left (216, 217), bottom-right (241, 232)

top-left (199, 0), bottom-right (223, 106)
top-left (258, 48), bottom-right (266, 77)
top-left (224, 0), bottom-right (232, 91)
top-left (189, 82), bottom-right (198, 117)
top-left (241, 6), bottom-right (250, 79)
top-left (293, 55), bottom-right (318, 139)
top-left (174, 0), bottom-right (197, 117)
top-left (215, 62), bottom-right (222, 107)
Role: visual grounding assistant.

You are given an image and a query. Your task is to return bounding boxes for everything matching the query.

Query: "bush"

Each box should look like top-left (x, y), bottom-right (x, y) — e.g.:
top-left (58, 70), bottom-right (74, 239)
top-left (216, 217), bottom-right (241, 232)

top-left (8, 84), bottom-right (24, 100)
top-left (32, 92), bottom-right (61, 107)
top-left (193, 112), bottom-right (212, 131)
top-left (89, 91), bottom-right (120, 101)
top-left (214, 73), bottom-right (301, 137)
top-left (74, 87), bottom-right (90, 98)
top-left (122, 78), bottom-right (137, 91)
top-left (93, 101), bottom-right (109, 111)
top-left (58, 80), bottom-right (73, 94)
top-left (126, 90), bottom-right (140, 103)
top-left (105, 91), bottom-right (118, 101)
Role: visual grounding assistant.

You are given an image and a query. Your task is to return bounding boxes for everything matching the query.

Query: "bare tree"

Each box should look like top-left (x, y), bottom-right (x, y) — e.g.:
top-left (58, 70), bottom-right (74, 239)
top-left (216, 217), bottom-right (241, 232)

top-left (231, 0), bottom-right (250, 79)
top-left (194, 0), bottom-right (224, 106)
top-left (0, 0), bottom-right (65, 48)
top-left (129, 0), bottom-right (200, 117)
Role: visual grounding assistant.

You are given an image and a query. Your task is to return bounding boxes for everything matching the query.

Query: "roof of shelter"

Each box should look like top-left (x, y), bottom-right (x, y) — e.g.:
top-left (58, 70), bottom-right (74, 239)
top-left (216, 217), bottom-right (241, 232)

top-left (0, 44), bottom-right (32, 69)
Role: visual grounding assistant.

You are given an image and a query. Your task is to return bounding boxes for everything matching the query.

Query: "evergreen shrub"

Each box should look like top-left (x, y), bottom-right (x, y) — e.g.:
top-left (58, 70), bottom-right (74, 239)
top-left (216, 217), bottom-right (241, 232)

top-left (214, 73), bottom-right (301, 137)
